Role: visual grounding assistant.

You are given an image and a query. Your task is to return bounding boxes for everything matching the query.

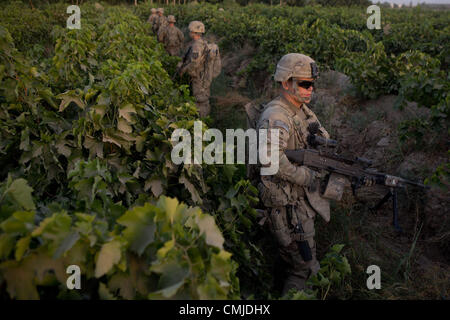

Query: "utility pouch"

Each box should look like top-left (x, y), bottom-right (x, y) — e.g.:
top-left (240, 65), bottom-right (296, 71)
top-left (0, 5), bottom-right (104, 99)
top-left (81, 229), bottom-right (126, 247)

top-left (268, 207), bottom-right (292, 247)
top-left (258, 176), bottom-right (291, 207)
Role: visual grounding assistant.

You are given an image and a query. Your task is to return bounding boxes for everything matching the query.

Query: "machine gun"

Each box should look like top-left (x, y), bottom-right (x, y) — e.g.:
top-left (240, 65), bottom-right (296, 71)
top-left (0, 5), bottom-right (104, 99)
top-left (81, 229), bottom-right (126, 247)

top-left (285, 123), bottom-right (428, 232)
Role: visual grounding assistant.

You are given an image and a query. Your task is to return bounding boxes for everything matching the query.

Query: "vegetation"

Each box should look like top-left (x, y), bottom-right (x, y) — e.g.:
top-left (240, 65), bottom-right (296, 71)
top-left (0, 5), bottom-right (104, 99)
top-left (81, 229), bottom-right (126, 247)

top-left (0, 1), bottom-right (448, 299)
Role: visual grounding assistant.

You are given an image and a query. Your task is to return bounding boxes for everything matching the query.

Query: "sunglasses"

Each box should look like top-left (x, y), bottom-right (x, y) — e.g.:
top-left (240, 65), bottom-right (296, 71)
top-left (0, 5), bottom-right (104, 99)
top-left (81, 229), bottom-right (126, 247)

top-left (296, 80), bottom-right (315, 89)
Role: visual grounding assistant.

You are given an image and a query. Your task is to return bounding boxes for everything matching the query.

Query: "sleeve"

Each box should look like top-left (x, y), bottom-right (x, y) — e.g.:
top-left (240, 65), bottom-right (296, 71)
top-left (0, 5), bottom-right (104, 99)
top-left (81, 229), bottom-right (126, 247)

top-left (259, 109), bottom-right (314, 187)
top-left (178, 29), bottom-right (184, 44)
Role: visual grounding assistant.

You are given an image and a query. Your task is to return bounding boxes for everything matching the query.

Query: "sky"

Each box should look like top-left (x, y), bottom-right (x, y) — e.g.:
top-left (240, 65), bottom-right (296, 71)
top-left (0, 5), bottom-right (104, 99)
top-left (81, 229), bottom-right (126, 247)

top-left (371, 0), bottom-right (450, 4)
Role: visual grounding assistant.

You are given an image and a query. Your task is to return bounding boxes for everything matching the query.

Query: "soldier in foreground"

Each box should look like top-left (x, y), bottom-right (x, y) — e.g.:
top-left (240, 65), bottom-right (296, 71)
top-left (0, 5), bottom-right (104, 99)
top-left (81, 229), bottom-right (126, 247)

top-left (154, 8), bottom-right (168, 35)
top-left (147, 8), bottom-right (158, 32)
top-left (178, 21), bottom-right (221, 117)
top-left (158, 15), bottom-right (184, 57)
top-left (255, 53), bottom-right (330, 294)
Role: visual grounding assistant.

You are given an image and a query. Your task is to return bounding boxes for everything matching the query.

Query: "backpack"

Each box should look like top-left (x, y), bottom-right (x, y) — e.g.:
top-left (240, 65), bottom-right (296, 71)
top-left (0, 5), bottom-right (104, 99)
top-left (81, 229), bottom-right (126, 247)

top-left (202, 41), bottom-right (222, 81)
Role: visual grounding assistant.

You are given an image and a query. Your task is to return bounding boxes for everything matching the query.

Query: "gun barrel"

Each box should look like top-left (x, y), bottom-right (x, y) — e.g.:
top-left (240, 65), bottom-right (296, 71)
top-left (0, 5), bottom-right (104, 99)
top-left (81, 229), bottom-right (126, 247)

top-left (374, 174), bottom-right (428, 189)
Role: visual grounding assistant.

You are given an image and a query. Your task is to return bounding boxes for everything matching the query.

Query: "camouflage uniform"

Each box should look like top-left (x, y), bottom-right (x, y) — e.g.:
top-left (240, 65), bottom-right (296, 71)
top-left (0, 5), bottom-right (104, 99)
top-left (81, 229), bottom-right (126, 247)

top-left (256, 53), bottom-right (331, 294)
top-left (154, 8), bottom-right (168, 35)
top-left (180, 21), bottom-right (212, 117)
top-left (158, 16), bottom-right (184, 56)
top-left (148, 9), bottom-right (158, 33)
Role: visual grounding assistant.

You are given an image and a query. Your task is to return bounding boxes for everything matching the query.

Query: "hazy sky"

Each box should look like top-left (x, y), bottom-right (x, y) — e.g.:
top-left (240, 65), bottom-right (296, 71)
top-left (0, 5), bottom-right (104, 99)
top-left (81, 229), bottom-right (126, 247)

top-left (371, 0), bottom-right (450, 4)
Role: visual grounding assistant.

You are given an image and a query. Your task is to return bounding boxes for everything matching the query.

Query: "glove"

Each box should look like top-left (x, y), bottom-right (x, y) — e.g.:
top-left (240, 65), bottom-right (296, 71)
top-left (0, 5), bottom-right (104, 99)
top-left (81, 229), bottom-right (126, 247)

top-left (302, 167), bottom-right (324, 192)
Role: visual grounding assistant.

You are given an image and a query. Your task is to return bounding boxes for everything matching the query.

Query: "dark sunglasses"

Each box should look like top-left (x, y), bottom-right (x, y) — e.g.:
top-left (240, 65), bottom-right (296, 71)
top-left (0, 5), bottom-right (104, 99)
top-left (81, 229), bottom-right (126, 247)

top-left (296, 81), bottom-right (315, 89)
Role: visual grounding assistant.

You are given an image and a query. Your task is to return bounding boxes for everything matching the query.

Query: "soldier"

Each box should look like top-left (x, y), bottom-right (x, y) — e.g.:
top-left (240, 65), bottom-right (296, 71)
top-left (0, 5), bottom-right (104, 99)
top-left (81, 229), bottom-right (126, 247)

top-left (178, 21), bottom-right (213, 117)
top-left (256, 53), bottom-right (330, 295)
top-left (154, 8), bottom-right (168, 36)
top-left (147, 8), bottom-right (158, 33)
top-left (158, 15), bottom-right (184, 56)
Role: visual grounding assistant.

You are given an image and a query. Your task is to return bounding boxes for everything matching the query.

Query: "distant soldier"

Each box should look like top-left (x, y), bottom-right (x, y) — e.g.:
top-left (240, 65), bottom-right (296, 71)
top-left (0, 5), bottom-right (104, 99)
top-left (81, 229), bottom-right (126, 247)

top-left (154, 8), bottom-right (168, 35)
top-left (158, 15), bottom-right (184, 56)
top-left (178, 21), bottom-right (221, 117)
top-left (147, 8), bottom-right (158, 33)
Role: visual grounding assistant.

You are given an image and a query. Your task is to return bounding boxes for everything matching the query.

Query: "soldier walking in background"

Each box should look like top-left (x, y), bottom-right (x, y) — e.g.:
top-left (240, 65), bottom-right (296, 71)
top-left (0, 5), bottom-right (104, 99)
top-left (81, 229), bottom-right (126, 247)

top-left (147, 8), bottom-right (158, 33)
top-left (255, 53), bottom-right (330, 295)
top-left (177, 21), bottom-right (221, 118)
top-left (154, 8), bottom-right (168, 36)
top-left (158, 15), bottom-right (184, 57)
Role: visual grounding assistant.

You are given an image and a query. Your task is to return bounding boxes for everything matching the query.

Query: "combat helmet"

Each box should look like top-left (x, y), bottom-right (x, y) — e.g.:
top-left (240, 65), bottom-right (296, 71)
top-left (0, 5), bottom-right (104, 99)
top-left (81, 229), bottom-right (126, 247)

top-left (151, 8), bottom-right (156, 13)
top-left (188, 21), bottom-right (205, 33)
top-left (274, 53), bottom-right (318, 82)
top-left (157, 8), bottom-right (164, 14)
top-left (167, 15), bottom-right (176, 23)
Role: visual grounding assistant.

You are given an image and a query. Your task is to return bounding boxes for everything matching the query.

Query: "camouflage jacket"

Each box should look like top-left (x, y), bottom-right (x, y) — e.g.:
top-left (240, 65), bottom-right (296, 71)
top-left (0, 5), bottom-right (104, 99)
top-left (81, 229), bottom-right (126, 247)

top-left (148, 14), bottom-right (158, 26)
top-left (181, 38), bottom-right (208, 80)
top-left (158, 25), bottom-right (184, 50)
top-left (155, 15), bottom-right (168, 34)
top-left (256, 95), bottom-right (331, 219)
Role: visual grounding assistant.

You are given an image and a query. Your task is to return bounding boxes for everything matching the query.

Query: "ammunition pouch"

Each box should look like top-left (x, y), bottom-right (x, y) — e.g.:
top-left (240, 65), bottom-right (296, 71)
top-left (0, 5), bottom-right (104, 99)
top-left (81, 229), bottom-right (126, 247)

top-left (291, 229), bottom-right (315, 242)
top-left (258, 176), bottom-right (291, 207)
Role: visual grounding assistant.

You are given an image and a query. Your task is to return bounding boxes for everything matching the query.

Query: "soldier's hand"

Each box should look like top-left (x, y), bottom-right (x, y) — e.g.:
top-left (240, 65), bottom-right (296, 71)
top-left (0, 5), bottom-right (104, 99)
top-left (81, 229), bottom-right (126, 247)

top-left (362, 176), bottom-right (376, 187)
top-left (304, 167), bottom-right (325, 192)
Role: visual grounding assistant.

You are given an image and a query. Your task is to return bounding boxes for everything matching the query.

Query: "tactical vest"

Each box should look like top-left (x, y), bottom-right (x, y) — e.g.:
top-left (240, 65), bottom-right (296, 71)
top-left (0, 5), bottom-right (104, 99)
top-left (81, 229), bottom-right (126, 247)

top-left (253, 97), bottom-right (331, 221)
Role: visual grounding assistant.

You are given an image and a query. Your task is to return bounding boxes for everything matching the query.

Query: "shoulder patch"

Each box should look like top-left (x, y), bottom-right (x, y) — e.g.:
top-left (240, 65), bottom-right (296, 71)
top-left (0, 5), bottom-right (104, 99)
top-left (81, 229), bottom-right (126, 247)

top-left (272, 120), bottom-right (290, 133)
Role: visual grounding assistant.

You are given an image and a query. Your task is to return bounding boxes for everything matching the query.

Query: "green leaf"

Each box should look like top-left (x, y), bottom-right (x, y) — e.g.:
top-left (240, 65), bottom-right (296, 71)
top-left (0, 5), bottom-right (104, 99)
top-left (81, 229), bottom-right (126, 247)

top-left (330, 244), bottom-right (345, 254)
top-left (1, 211), bottom-right (35, 233)
top-left (196, 214), bottom-right (224, 250)
top-left (157, 240), bottom-right (174, 259)
top-left (150, 262), bottom-right (189, 299)
top-left (53, 231), bottom-right (80, 259)
top-left (6, 179), bottom-right (35, 211)
top-left (158, 196), bottom-right (180, 224)
top-left (0, 234), bottom-right (15, 259)
top-left (108, 273), bottom-right (135, 299)
top-left (337, 256), bottom-right (351, 275)
top-left (117, 204), bottom-right (156, 256)
top-left (57, 90), bottom-right (86, 112)
top-left (95, 240), bottom-right (122, 278)
top-left (15, 236), bottom-right (31, 261)
top-left (98, 282), bottom-right (117, 300)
